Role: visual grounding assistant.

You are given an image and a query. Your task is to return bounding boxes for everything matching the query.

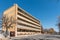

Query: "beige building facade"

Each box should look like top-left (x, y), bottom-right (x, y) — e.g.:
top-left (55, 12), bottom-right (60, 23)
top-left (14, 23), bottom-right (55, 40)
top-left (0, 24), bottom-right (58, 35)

top-left (2, 4), bottom-right (42, 37)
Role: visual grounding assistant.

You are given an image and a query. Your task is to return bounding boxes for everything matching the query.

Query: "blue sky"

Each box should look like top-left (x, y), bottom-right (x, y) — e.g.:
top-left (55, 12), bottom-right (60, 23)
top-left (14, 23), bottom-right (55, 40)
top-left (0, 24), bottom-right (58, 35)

top-left (0, 0), bottom-right (60, 32)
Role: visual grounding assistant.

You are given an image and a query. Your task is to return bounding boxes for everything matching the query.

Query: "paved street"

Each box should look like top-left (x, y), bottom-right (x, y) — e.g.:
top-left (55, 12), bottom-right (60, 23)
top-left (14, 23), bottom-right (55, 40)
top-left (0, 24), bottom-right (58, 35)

top-left (10, 34), bottom-right (60, 40)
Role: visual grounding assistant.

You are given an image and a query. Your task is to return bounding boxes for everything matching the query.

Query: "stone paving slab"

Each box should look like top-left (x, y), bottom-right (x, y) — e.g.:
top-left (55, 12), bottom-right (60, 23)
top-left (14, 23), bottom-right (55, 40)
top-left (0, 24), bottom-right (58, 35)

top-left (2, 34), bottom-right (60, 40)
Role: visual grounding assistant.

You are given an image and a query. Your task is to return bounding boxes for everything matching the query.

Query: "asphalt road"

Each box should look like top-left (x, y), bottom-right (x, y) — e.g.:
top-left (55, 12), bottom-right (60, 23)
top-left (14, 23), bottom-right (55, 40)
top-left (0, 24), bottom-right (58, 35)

top-left (10, 34), bottom-right (60, 40)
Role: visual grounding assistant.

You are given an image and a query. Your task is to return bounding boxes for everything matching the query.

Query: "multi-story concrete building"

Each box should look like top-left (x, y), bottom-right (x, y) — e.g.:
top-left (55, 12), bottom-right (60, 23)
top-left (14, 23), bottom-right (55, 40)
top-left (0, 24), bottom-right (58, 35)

top-left (2, 4), bottom-right (42, 37)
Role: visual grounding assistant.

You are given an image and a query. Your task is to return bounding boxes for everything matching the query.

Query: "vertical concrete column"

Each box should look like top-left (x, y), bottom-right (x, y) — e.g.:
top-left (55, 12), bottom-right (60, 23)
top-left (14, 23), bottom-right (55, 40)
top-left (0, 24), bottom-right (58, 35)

top-left (14, 4), bottom-right (18, 37)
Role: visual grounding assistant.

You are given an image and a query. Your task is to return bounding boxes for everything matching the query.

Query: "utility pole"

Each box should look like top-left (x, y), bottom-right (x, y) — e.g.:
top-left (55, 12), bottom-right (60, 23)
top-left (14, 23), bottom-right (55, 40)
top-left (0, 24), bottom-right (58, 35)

top-left (57, 16), bottom-right (60, 35)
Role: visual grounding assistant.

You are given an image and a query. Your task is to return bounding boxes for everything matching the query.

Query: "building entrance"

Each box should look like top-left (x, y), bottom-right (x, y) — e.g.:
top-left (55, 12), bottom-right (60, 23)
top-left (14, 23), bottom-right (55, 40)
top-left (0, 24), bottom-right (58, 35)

top-left (10, 31), bottom-right (15, 37)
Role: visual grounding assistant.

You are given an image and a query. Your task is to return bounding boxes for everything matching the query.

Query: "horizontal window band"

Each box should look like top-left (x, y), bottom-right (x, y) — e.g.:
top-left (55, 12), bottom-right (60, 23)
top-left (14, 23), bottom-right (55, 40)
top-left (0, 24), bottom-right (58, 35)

top-left (17, 14), bottom-right (40, 27)
top-left (18, 8), bottom-right (39, 24)
top-left (17, 22), bottom-right (40, 30)
top-left (17, 20), bottom-right (41, 29)
top-left (17, 12), bottom-right (39, 24)
top-left (17, 28), bottom-right (40, 32)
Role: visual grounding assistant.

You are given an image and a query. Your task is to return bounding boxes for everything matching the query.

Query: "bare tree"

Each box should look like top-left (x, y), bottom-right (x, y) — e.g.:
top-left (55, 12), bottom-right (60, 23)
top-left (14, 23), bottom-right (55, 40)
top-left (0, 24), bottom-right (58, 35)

top-left (43, 29), bottom-right (49, 34)
top-left (57, 16), bottom-right (60, 35)
top-left (2, 15), bottom-right (16, 37)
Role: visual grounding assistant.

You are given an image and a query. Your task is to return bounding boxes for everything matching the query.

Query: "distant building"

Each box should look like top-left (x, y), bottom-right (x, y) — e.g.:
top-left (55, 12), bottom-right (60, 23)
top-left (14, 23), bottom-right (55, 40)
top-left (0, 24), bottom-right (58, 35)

top-left (49, 28), bottom-right (55, 34)
top-left (2, 4), bottom-right (42, 37)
